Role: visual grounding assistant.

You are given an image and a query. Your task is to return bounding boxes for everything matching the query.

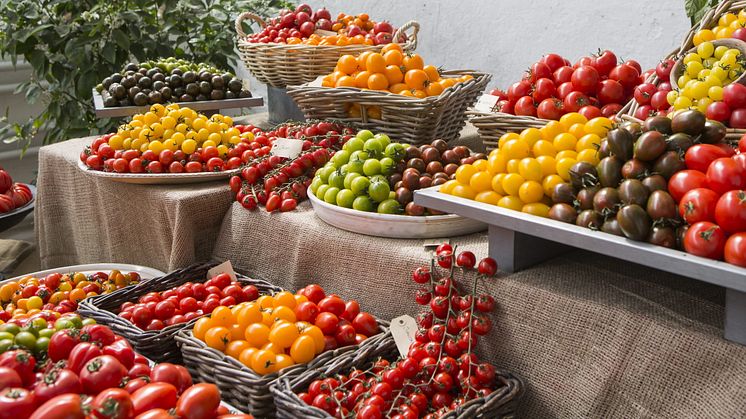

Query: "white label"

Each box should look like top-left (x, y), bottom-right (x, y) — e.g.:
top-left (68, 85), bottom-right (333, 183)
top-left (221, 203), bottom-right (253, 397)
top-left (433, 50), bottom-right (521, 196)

top-left (474, 94), bottom-right (500, 113)
top-left (423, 239), bottom-right (449, 249)
top-left (207, 260), bottom-right (237, 282)
top-left (308, 75), bottom-right (325, 88)
top-left (270, 138), bottom-right (304, 159)
top-left (314, 29), bottom-right (338, 37)
top-left (390, 315), bottom-right (418, 357)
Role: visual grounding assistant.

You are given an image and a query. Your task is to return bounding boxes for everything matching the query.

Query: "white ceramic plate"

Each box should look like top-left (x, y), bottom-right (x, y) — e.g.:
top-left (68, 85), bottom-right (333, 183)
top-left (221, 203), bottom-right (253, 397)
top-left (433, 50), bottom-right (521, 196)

top-left (77, 159), bottom-right (239, 185)
top-left (308, 187), bottom-right (486, 239)
top-left (5, 263), bottom-right (166, 283)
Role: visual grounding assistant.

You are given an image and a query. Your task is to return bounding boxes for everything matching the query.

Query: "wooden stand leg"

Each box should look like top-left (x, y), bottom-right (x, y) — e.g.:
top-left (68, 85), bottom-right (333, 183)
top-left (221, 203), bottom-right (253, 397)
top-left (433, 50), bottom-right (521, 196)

top-left (487, 224), bottom-right (570, 273)
top-left (725, 288), bottom-right (746, 345)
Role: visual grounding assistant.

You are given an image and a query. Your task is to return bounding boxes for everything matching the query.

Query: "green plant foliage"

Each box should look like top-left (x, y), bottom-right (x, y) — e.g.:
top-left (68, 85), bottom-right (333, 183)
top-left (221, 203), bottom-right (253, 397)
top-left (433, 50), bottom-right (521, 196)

top-left (0, 0), bottom-right (291, 150)
top-left (685, 0), bottom-right (721, 25)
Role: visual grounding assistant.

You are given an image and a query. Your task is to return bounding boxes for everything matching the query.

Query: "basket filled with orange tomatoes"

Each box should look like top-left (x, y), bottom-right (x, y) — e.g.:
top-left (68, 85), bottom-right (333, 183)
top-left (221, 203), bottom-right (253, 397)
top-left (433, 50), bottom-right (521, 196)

top-left (235, 3), bottom-right (419, 88)
top-left (77, 261), bottom-right (282, 363)
top-left (286, 46), bottom-right (491, 145)
top-left (175, 283), bottom-right (388, 418)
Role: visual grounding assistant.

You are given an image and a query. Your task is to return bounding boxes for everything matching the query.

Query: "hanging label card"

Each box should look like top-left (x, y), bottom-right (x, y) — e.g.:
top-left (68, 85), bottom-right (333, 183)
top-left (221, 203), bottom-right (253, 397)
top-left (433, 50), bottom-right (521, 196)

top-left (308, 76), bottom-right (326, 87)
top-left (270, 138), bottom-right (304, 159)
top-left (207, 260), bottom-right (237, 282)
top-left (390, 315), bottom-right (418, 357)
top-left (474, 94), bottom-right (500, 113)
top-left (423, 239), bottom-right (449, 250)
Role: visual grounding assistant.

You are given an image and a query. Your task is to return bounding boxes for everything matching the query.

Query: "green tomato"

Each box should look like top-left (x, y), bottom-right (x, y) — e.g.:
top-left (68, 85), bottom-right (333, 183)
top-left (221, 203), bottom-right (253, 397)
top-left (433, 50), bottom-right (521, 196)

top-left (54, 318), bottom-right (75, 331)
top-left (34, 337), bottom-right (50, 354)
top-left (368, 180), bottom-right (391, 203)
top-left (316, 184), bottom-right (330, 200)
top-left (352, 196), bottom-right (374, 212)
top-left (63, 314), bottom-right (83, 328)
top-left (0, 339), bottom-right (12, 353)
top-left (30, 318), bottom-right (47, 332)
top-left (21, 327), bottom-right (38, 337)
top-left (336, 189), bottom-right (356, 208)
top-left (384, 143), bottom-right (406, 161)
top-left (356, 130), bottom-right (375, 141)
top-left (0, 324), bottom-right (20, 335)
top-left (343, 137), bottom-right (365, 152)
top-left (380, 157), bottom-right (396, 175)
top-left (351, 176), bottom-right (371, 196)
top-left (38, 328), bottom-right (55, 339)
top-left (344, 173), bottom-right (361, 189)
top-left (317, 166), bottom-right (334, 183)
top-left (369, 175), bottom-right (388, 185)
top-left (324, 187), bottom-right (340, 204)
top-left (81, 318), bottom-right (97, 326)
top-left (337, 164), bottom-right (349, 177)
top-left (350, 150), bottom-right (369, 162)
top-left (346, 160), bottom-right (364, 174)
top-left (327, 171), bottom-right (345, 189)
top-left (310, 177), bottom-right (323, 194)
top-left (364, 139), bottom-right (383, 158)
top-left (374, 134), bottom-right (391, 148)
top-left (389, 191), bottom-right (396, 200)
top-left (14, 331), bottom-right (36, 350)
top-left (377, 199), bottom-right (402, 214)
top-left (331, 150), bottom-right (350, 168)
top-left (363, 159), bottom-right (382, 176)
top-left (0, 332), bottom-right (14, 341)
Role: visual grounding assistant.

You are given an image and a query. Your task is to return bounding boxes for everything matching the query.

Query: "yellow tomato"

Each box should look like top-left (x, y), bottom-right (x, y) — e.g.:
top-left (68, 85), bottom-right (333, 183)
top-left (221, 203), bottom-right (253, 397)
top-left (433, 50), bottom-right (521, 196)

top-left (289, 335), bottom-right (316, 363)
top-left (559, 112), bottom-right (588, 131)
top-left (542, 175), bottom-right (565, 196)
top-left (519, 128), bottom-right (542, 147)
top-left (502, 139), bottom-right (530, 160)
top-left (553, 133), bottom-right (577, 151)
top-left (532, 140), bottom-right (557, 157)
top-left (301, 325), bottom-right (325, 354)
top-left (556, 158), bottom-right (577, 181)
top-left (577, 149), bottom-right (600, 165)
top-left (439, 180), bottom-right (458, 195)
top-left (518, 158), bottom-right (543, 182)
top-left (497, 196), bottom-right (523, 211)
top-left (474, 191), bottom-right (502, 205)
top-left (501, 173), bottom-right (525, 196)
top-left (451, 184), bottom-right (476, 200)
top-left (555, 150), bottom-right (578, 161)
top-left (522, 203), bottom-right (551, 217)
top-left (540, 121), bottom-right (565, 141)
top-left (237, 304), bottom-right (262, 328)
top-left (497, 132), bottom-right (519, 148)
top-left (251, 349), bottom-right (276, 375)
top-left (455, 164), bottom-right (478, 184)
top-left (584, 117), bottom-right (613, 136)
top-left (273, 291), bottom-right (296, 309)
top-left (518, 181), bottom-right (544, 204)
top-left (536, 156), bottom-right (557, 177)
top-left (245, 323), bottom-right (270, 347)
top-left (576, 134), bottom-right (601, 152)
top-left (271, 306), bottom-right (297, 323)
top-left (469, 171), bottom-right (493, 192)
top-left (487, 153), bottom-right (507, 175)
top-left (491, 173), bottom-right (507, 195)
top-left (506, 159), bottom-right (520, 174)
top-left (256, 295), bottom-right (275, 310)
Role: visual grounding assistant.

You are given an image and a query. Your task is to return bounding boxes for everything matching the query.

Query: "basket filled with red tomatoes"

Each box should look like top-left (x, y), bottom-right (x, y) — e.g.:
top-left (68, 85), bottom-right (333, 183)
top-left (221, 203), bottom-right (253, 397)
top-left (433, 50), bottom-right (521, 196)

top-left (270, 244), bottom-right (523, 419)
top-left (175, 283), bottom-right (388, 418)
top-left (287, 50), bottom-right (490, 145)
top-left (236, 3), bottom-right (419, 88)
top-left (469, 50), bottom-right (646, 150)
top-left (77, 261), bottom-right (282, 363)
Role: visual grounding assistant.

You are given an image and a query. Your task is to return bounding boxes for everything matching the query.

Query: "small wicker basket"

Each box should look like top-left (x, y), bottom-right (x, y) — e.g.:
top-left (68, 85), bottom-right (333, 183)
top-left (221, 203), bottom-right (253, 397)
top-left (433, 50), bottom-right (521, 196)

top-left (467, 110), bottom-right (550, 151)
top-left (236, 12), bottom-right (419, 88)
top-left (286, 70), bottom-right (491, 145)
top-left (271, 331), bottom-right (524, 419)
top-left (77, 261), bottom-right (281, 363)
top-left (176, 320), bottom-right (390, 418)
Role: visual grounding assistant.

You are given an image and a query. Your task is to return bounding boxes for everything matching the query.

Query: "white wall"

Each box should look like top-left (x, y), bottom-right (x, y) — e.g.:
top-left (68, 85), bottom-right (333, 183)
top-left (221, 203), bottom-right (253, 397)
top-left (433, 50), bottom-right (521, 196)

top-left (303, 0), bottom-right (691, 90)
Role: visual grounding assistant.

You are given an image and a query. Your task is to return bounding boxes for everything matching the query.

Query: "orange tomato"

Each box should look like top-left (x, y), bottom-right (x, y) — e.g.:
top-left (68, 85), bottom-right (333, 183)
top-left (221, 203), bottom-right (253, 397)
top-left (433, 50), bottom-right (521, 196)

top-left (205, 327), bottom-right (231, 351)
top-left (412, 90), bottom-right (427, 99)
top-left (359, 13), bottom-right (369, 21)
top-left (423, 65), bottom-right (440, 81)
top-left (404, 69), bottom-right (428, 90)
top-left (335, 76), bottom-right (356, 88)
top-left (337, 36), bottom-right (350, 46)
top-left (439, 79), bottom-right (455, 90)
top-left (400, 90), bottom-right (415, 97)
top-left (69, 288), bottom-right (86, 303)
top-left (250, 349), bottom-right (276, 375)
top-left (271, 306), bottom-right (296, 323)
top-left (238, 347), bottom-right (258, 367)
top-left (294, 294), bottom-right (308, 305)
top-left (354, 71), bottom-right (371, 88)
top-left (365, 53), bottom-right (386, 74)
top-left (321, 75), bottom-right (334, 88)
top-left (384, 65), bottom-right (404, 85)
top-left (229, 324), bottom-right (245, 341)
top-left (351, 35), bottom-right (365, 44)
top-left (237, 304), bottom-right (262, 328)
top-left (289, 335), bottom-right (316, 363)
top-left (331, 23), bottom-right (343, 32)
top-left (330, 71), bottom-right (347, 84)
top-left (367, 73), bottom-right (389, 91)
top-left (384, 50), bottom-right (403, 66)
top-left (389, 82), bottom-right (409, 94)
top-left (337, 55), bottom-right (358, 74)
top-left (403, 54), bottom-right (424, 71)
top-left (425, 82), bottom-right (444, 97)
top-left (211, 306), bottom-right (236, 327)
top-left (357, 51), bottom-right (373, 69)
top-left (381, 43), bottom-right (403, 54)
top-left (269, 321), bottom-right (300, 348)
top-left (272, 292), bottom-right (296, 309)
top-left (256, 295), bottom-right (274, 310)
top-left (261, 342), bottom-right (284, 354)
top-left (226, 340), bottom-right (251, 359)
top-left (301, 325), bottom-right (325, 354)
top-left (275, 354), bottom-right (295, 371)
top-left (245, 323), bottom-right (270, 347)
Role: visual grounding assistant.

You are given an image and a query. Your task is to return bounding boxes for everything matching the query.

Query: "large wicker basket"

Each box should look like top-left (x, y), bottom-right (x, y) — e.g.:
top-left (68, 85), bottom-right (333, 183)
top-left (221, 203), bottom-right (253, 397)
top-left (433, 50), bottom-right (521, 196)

top-left (236, 12), bottom-right (419, 88)
top-left (271, 331), bottom-right (524, 419)
top-left (286, 70), bottom-right (491, 145)
top-left (467, 110), bottom-right (550, 151)
top-left (77, 261), bottom-right (281, 363)
top-left (618, 0), bottom-right (746, 141)
top-left (176, 319), bottom-right (390, 418)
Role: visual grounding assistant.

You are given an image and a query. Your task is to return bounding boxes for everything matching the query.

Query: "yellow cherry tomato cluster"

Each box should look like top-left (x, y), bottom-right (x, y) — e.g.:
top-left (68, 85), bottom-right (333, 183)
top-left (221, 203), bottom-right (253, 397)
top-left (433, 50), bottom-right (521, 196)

top-left (193, 292), bottom-right (324, 376)
top-left (667, 41), bottom-right (744, 112)
top-left (440, 113), bottom-right (613, 217)
top-left (693, 10), bottom-right (746, 44)
top-left (109, 104), bottom-right (254, 157)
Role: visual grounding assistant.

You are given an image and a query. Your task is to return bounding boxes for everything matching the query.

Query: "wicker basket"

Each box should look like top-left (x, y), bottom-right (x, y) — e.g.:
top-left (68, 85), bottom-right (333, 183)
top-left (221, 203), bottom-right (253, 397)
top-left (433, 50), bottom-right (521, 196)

top-left (467, 110), bottom-right (550, 151)
top-left (77, 261), bottom-right (281, 363)
top-left (618, 0), bottom-right (746, 141)
top-left (271, 332), bottom-right (524, 419)
top-left (176, 319), bottom-right (390, 418)
top-left (286, 70), bottom-right (491, 145)
top-left (236, 12), bottom-right (419, 88)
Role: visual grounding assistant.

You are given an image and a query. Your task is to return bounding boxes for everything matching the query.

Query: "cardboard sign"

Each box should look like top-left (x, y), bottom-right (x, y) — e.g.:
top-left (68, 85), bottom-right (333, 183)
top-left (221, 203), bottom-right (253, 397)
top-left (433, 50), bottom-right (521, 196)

top-left (207, 260), bottom-right (237, 282)
top-left (390, 315), bottom-right (418, 357)
top-left (474, 94), bottom-right (500, 113)
top-left (270, 138), bottom-right (304, 159)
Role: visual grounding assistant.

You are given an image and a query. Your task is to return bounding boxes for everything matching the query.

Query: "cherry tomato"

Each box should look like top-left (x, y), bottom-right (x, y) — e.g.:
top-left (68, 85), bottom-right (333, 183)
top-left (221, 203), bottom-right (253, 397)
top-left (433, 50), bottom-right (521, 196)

top-left (317, 296), bottom-right (345, 316)
top-left (679, 188), bottom-right (719, 224)
top-left (714, 190), bottom-right (746, 234)
top-left (668, 170), bottom-right (708, 202)
top-left (685, 144), bottom-right (733, 173)
top-left (707, 158), bottom-right (746, 195)
top-left (571, 66), bottom-right (600, 94)
top-left (725, 233), bottom-right (746, 267)
top-left (684, 221), bottom-right (726, 260)
top-left (352, 312), bottom-right (378, 336)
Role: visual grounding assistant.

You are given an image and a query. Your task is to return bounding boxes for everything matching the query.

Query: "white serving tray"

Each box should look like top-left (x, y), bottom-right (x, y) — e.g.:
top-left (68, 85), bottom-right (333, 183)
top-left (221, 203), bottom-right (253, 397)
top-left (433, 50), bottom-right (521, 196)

top-left (77, 159), bottom-right (238, 185)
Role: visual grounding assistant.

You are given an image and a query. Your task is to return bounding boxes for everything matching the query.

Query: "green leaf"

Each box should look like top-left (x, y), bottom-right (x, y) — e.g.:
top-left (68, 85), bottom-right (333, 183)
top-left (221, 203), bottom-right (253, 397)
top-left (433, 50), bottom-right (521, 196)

top-left (76, 71), bottom-right (97, 99)
top-left (101, 44), bottom-right (116, 63)
top-left (29, 49), bottom-right (46, 74)
top-left (112, 28), bottom-right (130, 50)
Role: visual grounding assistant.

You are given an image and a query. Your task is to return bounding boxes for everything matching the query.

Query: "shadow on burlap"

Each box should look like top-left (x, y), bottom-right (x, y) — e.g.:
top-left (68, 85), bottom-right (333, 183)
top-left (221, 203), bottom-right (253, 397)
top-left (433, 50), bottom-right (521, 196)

top-left (213, 202), bottom-right (746, 418)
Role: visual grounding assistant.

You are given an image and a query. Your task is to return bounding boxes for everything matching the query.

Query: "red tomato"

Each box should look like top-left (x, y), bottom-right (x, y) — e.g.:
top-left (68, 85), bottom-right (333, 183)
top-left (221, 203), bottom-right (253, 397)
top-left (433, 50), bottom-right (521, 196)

top-left (317, 296), bottom-right (345, 316)
top-left (578, 105), bottom-right (602, 120)
top-left (596, 79), bottom-right (625, 105)
top-left (563, 91), bottom-right (590, 112)
top-left (556, 81), bottom-right (575, 99)
top-left (634, 83), bottom-right (657, 105)
top-left (507, 80), bottom-right (531, 102)
top-left (352, 312), bottom-right (378, 336)
top-left (34, 369), bottom-right (82, 406)
top-left (91, 388), bottom-right (134, 419)
top-left (685, 144), bottom-right (733, 173)
top-left (314, 312), bottom-right (339, 335)
top-left (707, 101), bottom-right (732, 122)
top-left (532, 78), bottom-right (556, 102)
top-left (679, 188), bottom-right (719, 224)
top-left (68, 342), bottom-right (103, 374)
top-left (723, 83), bottom-right (746, 109)
top-left (684, 221), bottom-right (726, 260)
top-left (341, 300), bottom-right (360, 322)
top-left (124, 377), bottom-right (150, 394)
top-left (30, 393), bottom-right (87, 419)
top-left (80, 355), bottom-right (127, 395)
top-left (334, 324), bottom-right (357, 346)
top-left (0, 350), bottom-right (35, 386)
top-left (132, 383), bottom-right (178, 414)
top-left (707, 158), bottom-right (746, 195)
top-left (537, 98), bottom-right (564, 120)
top-left (725, 233), bottom-right (746, 267)
top-left (514, 96), bottom-right (536, 117)
top-left (734, 154), bottom-right (746, 173)
top-left (0, 367), bottom-right (21, 389)
top-left (0, 388), bottom-right (35, 418)
top-left (668, 170), bottom-right (708, 202)
top-left (134, 409), bottom-right (173, 419)
top-left (294, 301), bottom-right (320, 323)
top-left (542, 53), bottom-right (566, 72)
top-left (739, 134), bottom-right (746, 153)
top-left (609, 64), bottom-right (640, 90)
top-left (714, 190), bottom-right (746, 234)
top-left (150, 363), bottom-right (184, 390)
top-left (553, 66), bottom-right (574, 84)
top-left (302, 284), bottom-right (326, 304)
top-left (103, 339), bottom-right (135, 369)
top-left (730, 108), bottom-right (746, 129)
top-left (528, 62), bottom-right (552, 82)
top-left (175, 383), bottom-right (221, 419)
top-left (47, 328), bottom-right (81, 362)
top-left (571, 66), bottom-right (600, 94)
top-left (593, 50), bottom-right (618, 75)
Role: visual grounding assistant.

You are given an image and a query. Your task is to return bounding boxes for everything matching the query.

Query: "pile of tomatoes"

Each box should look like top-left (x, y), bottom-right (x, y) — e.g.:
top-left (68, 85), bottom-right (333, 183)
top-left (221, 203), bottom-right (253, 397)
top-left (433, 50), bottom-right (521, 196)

top-left (192, 285), bottom-right (380, 376)
top-left (0, 168), bottom-right (33, 214)
top-left (246, 3), bottom-right (398, 46)
top-left (0, 271), bottom-right (140, 319)
top-left (295, 244), bottom-right (502, 419)
top-left (489, 50), bottom-right (644, 120)
top-left (117, 273), bottom-right (258, 331)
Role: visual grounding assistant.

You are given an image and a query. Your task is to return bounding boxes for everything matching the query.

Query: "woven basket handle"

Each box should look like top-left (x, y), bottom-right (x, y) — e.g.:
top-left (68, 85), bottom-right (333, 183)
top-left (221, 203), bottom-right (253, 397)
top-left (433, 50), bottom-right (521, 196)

top-left (235, 11), bottom-right (267, 38)
top-left (393, 20), bottom-right (420, 51)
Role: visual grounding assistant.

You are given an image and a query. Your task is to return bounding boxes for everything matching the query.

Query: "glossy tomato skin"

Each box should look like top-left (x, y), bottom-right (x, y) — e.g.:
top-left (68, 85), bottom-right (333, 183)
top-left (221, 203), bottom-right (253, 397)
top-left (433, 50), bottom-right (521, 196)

top-left (725, 233), bottom-right (746, 267)
top-left (571, 66), bottom-right (600, 94)
top-left (34, 369), bottom-right (82, 406)
top-left (352, 312), bottom-right (378, 336)
top-left (679, 188), bottom-right (719, 224)
top-left (684, 221), bottom-right (726, 260)
top-left (103, 338), bottom-right (135, 370)
top-left (537, 98), bottom-right (563, 120)
top-left (668, 170), bottom-right (708, 202)
top-left (68, 342), bottom-right (103, 374)
top-left (0, 388), bottom-right (35, 419)
top-left (685, 144), bottom-right (733, 173)
top-left (92, 388), bottom-right (134, 419)
top-left (715, 190), bottom-right (746, 234)
top-left (30, 393), bottom-right (87, 419)
top-left (514, 96), bottom-right (536, 117)
top-left (48, 328), bottom-right (81, 362)
top-left (80, 355), bottom-right (127, 395)
top-left (0, 350), bottom-right (36, 386)
top-left (133, 409), bottom-right (173, 419)
top-left (707, 158), bottom-right (746, 195)
top-left (132, 382), bottom-right (178, 414)
top-left (175, 383), bottom-right (221, 419)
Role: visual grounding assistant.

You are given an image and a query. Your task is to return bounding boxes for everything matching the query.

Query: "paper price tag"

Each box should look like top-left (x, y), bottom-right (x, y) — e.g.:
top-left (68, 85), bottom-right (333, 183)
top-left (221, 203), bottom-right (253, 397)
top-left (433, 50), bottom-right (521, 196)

top-left (270, 138), bottom-right (304, 159)
top-left (423, 239), bottom-right (449, 249)
top-left (207, 260), bottom-right (237, 282)
top-left (390, 315), bottom-right (418, 357)
top-left (314, 29), bottom-right (337, 37)
top-left (308, 75), bottom-right (325, 87)
top-left (474, 94), bottom-right (500, 113)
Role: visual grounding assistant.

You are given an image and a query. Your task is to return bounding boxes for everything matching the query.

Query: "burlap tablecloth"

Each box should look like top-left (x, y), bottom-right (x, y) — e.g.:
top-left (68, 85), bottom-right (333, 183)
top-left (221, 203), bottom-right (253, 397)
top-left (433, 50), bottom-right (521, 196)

top-left (35, 137), bottom-right (233, 271)
top-left (213, 202), bottom-right (746, 418)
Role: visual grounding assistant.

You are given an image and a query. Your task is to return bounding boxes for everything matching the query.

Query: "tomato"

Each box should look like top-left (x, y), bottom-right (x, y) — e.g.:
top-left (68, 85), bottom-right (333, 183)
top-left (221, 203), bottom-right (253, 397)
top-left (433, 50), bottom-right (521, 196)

top-left (132, 383), bottom-right (178, 414)
top-left (668, 170), bottom-right (708, 202)
top-left (0, 388), bottom-right (35, 418)
top-left (47, 328), bottom-right (80, 361)
top-left (571, 66), bottom-right (600, 94)
top-left (532, 78), bottom-right (556, 102)
top-left (507, 80), bottom-right (531, 102)
top-left (537, 98), bottom-right (564, 120)
top-left (679, 188), bottom-right (719, 224)
top-left (553, 66), bottom-right (574, 84)
top-left (634, 83), bottom-right (656, 105)
top-left (149, 363), bottom-right (184, 390)
top-left (314, 312), bottom-right (339, 335)
top-left (593, 50), bottom-right (618, 76)
top-left (80, 355), bottom-right (127, 394)
top-left (685, 144), bottom-right (733, 173)
top-left (317, 296), bottom-right (345, 316)
top-left (334, 324), bottom-right (357, 347)
top-left (563, 91), bottom-right (590, 112)
top-left (514, 96), bottom-right (536, 117)
top-left (0, 350), bottom-right (35, 386)
top-left (30, 393), bottom-right (87, 419)
top-left (578, 105), bottom-right (602, 120)
top-left (684, 222), bottom-right (726, 260)
top-left (68, 342), bottom-right (103, 374)
top-left (723, 83), bottom-right (746, 109)
top-left (725, 233), bottom-right (746, 267)
top-left (35, 368), bottom-right (82, 405)
top-left (597, 80), bottom-right (624, 105)
top-left (352, 312), bottom-right (378, 336)
top-left (175, 364), bottom-right (192, 393)
top-left (739, 134), bottom-right (746, 153)
top-left (103, 339), bottom-right (135, 369)
top-left (175, 383), bottom-right (220, 419)
top-left (707, 158), bottom-right (746, 195)
top-left (0, 367), bottom-right (21, 389)
top-left (556, 82), bottom-right (575, 99)
top-left (707, 102), bottom-right (732, 122)
top-left (714, 190), bottom-right (746, 234)
top-left (528, 62), bottom-right (552, 82)
top-left (341, 300), bottom-right (360, 322)
top-left (91, 388), bottom-right (134, 419)
top-left (134, 409), bottom-right (173, 419)
top-left (609, 64), bottom-right (640, 90)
